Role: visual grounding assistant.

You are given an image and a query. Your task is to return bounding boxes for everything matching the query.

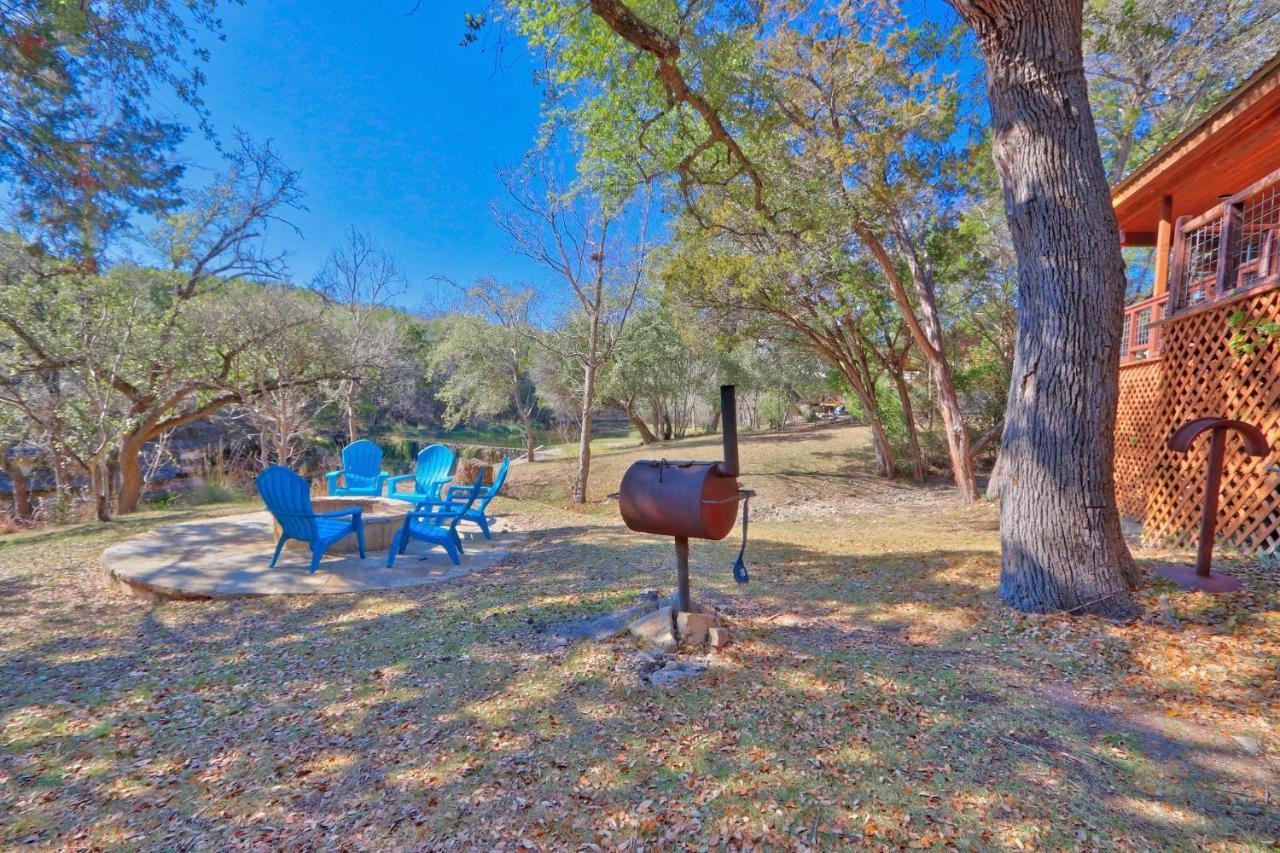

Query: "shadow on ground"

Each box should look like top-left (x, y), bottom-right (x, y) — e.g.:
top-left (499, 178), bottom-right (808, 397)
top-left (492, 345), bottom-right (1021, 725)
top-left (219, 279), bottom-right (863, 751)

top-left (2, 498), bottom-right (1276, 847)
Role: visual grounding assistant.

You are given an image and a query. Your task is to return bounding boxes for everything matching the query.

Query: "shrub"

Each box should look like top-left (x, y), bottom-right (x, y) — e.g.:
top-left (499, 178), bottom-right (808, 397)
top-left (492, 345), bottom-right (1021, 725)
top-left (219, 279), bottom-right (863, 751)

top-left (186, 480), bottom-right (243, 506)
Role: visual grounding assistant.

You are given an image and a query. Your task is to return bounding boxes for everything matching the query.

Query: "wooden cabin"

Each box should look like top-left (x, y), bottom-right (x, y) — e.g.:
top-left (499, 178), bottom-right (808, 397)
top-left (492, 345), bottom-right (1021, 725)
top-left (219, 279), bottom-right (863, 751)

top-left (1111, 52), bottom-right (1280, 556)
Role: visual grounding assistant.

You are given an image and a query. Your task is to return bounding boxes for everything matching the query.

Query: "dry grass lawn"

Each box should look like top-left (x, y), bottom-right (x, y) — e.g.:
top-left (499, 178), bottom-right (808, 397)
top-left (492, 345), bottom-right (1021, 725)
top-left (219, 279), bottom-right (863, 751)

top-left (1, 422), bottom-right (1277, 849)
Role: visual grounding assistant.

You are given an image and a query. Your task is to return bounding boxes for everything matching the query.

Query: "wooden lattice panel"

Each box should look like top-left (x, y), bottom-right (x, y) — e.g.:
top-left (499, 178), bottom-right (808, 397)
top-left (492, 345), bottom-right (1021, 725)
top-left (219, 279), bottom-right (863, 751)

top-left (1117, 283), bottom-right (1280, 555)
top-left (1114, 361), bottom-right (1165, 519)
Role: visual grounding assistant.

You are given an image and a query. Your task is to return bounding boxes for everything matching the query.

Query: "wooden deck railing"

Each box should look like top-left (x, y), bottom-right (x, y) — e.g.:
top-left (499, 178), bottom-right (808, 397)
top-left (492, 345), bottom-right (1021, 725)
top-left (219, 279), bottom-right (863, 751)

top-left (1119, 292), bottom-right (1170, 366)
top-left (1119, 166), bottom-right (1280, 366)
top-left (1169, 167), bottom-right (1280, 315)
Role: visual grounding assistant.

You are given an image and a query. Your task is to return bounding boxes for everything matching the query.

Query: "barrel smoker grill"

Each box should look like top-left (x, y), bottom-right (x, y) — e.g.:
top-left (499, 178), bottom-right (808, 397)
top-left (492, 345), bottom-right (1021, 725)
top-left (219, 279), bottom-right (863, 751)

top-left (618, 385), bottom-right (753, 613)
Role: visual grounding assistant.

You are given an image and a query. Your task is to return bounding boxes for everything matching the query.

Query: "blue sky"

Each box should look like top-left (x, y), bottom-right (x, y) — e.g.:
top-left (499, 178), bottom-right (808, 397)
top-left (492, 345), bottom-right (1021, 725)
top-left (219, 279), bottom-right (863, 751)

top-left (163, 0), bottom-right (972, 312)
top-left (167, 0), bottom-right (547, 310)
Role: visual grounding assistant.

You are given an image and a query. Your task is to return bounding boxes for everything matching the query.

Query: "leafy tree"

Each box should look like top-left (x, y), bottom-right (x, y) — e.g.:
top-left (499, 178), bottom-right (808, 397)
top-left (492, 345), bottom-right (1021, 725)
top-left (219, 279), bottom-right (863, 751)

top-left (1, 0), bottom-right (228, 262)
top-left (429, 282), bottom-right (542, 462)
top-left (507, 0), bottom-right (983, 500)
top-left (493, 154), bottom-right (648, 502)
top-left (1084, 0), bottom-right (1280, 181)
top-left (108, 137), bottom-right (309, 514)
top-left (312, 227), bottom-right (408, 441)
top-left (226, 287), bottom-right (346, 470)
top-left (598, 301), bottom-right (711, 443)
top-left (0, 399), bottom-right (36, 520)
top-left (0, 262), bottom-right (148, 519)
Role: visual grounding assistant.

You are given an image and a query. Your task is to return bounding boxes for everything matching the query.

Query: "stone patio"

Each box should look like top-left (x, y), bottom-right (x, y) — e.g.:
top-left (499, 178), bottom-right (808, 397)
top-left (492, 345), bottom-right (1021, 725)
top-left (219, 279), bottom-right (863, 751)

top-left (102, 511), bottom-right (524, 601)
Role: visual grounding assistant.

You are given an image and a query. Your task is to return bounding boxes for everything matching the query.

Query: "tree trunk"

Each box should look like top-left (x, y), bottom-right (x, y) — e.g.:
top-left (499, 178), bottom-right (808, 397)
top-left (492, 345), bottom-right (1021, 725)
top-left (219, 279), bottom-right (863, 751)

top-left (345, 385), bottom-right (358, 442)
top-left (90, 457), bottom-right (111, 522)
top-left (835, 348), bottom-right (895, 479)
top-left (574, 364), bottom-right (595, 503)
top-left (573, 313), bottom-right (601, 504)
top-left (708, 408), bottom-right (721, 434)
top-left (841, 379), bottom-right (895, 479)
top-left (890, 368), bottom-right (926, 483)
top-left (2, 449), bottom-right (31, 520)
top-left (519, 410), bottom-right (538, 462)
top-left (949, 0), bottom-right (1137, 616)
top-left (117, 431), bottom-right (148, 515)
top-left (610, 397), bottom-right (657, 444)
top-left (887, 226), bottom-right (980, 501)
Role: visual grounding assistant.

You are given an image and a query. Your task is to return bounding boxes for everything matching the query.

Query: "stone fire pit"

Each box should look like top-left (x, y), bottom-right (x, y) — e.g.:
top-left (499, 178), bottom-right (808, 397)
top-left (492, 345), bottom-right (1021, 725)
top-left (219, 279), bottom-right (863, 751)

top-left (274, 496), bottom-right (410, 553)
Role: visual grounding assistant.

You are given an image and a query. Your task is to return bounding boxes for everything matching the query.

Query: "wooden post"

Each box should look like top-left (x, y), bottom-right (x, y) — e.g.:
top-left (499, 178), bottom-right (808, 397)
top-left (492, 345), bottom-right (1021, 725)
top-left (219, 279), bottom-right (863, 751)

top-left (1153, 195), bottom-right (1174, 297)
top-left (1215, 203), bottom-right (1241, 299)
top-left (1168, 215), bottom-right (1191, 311)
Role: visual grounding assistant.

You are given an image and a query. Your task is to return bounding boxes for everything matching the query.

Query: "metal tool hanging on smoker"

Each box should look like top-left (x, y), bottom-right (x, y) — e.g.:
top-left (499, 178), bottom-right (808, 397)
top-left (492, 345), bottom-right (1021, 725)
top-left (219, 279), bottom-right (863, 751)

top-left (617, 385), bottom-right (754, 613)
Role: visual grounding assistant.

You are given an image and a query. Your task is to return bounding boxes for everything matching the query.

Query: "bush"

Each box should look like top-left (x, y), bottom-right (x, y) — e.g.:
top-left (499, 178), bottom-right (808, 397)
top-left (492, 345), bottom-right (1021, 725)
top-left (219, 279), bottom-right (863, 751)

top-left (186, 480), bottom-right (243, 506)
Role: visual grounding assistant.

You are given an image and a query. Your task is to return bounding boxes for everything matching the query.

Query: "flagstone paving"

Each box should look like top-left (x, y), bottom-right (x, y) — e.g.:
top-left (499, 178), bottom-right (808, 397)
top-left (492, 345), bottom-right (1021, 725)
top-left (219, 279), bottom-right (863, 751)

top-left (101, 510), bottom-right (524, 600)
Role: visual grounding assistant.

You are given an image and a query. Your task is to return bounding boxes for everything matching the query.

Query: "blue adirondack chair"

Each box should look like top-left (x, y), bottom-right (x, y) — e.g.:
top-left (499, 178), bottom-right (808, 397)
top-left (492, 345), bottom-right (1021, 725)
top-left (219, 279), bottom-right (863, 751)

top-left (325, 439), bottom-right (389, 497)
top-left (257, 466), bottom-right (366, 573)
top-left (387, 444), bottom-right (454, 504)
top-left (417, 457), bottom-right (510, 539)
top-left (386, 472), bottom-right (485, 567)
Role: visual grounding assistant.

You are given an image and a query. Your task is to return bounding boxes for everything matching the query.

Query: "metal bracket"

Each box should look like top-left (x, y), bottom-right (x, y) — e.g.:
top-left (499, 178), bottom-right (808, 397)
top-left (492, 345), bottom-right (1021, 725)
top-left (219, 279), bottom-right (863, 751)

top-left (701, 488), bottom-right (756, 505)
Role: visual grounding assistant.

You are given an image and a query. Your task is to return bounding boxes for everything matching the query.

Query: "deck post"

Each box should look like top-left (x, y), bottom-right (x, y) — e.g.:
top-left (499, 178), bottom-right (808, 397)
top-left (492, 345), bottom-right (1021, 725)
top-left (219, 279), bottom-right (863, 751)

top-left (1153, 195), bottom-right (1174, 296)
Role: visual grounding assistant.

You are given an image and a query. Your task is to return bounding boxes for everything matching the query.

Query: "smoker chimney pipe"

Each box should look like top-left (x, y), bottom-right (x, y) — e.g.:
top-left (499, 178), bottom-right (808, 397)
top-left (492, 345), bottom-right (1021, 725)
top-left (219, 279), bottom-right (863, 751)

top-left (719, 384), bottom-right (739, 478)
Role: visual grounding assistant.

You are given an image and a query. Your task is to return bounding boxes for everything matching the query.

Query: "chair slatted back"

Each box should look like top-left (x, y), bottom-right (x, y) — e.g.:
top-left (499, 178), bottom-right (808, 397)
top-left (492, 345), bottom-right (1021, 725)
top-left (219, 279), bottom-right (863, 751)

top-left (444, 471), bottom-right (486, 532)
top-left (257, 466), bottom-right (318, 541)
top-left (341, 440), bottom-right (384, 491)
top-left (415, 444), bottom-right (454, 494)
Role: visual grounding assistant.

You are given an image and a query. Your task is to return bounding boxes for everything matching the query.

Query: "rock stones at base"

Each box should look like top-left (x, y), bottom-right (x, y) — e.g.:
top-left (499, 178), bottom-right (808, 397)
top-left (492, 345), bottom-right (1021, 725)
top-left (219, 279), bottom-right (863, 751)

top-left (647, 659), bottom-right (708, 688)
top-left (676, 611), bottom-right (716, 646)
top-left (707, 625), bottom-right (731, 649)
top-left (548, 590), bottom-right (661, 643)
top-left (627, 605), bottom-right (677, 653)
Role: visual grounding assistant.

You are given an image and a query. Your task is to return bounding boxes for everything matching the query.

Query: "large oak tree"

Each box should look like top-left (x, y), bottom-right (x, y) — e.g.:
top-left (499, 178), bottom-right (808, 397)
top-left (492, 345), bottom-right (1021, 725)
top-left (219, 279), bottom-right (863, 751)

top-left (947, 0), bottom-right (1138, 615)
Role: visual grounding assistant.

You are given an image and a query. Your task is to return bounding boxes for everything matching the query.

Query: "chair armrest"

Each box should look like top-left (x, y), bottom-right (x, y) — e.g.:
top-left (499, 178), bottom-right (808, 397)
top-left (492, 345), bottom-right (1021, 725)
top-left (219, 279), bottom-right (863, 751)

top-left (444, 484), bottom-right (484, 501)
top-left (403, 509), bottom-right (451, 524)
top-left (386, 474), bottom-right (415, 493)
top-left (410, 498), bottom-right (462, 512)
top-left (325, 471), bottom-right (341, 495)
top-left (318, 507), bottom-right (362, 520)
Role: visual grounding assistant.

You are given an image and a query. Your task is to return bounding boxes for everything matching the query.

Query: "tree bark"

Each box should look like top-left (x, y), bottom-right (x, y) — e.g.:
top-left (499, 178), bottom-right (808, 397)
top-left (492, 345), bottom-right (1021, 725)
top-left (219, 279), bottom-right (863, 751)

top-left (862, 224), bottom-right (980, 501)
top-left (90, 457), bottom-right (111, 522)
top-left (573, 311), bottom-right (602, 504)
top-left (344, 383), bottom-right (358, 443)
top-left (948, 0), bottom-right (1138, 616)
top-left (519, 410), bottom-right (538, 462)
top-left (890, 367), bottom-right (926, 483)
top-left (2, 449), bottom-right (32, 520)
top-left (841, 375), bottom-right (895, 479)
top-left (608, 397), bottom-right (657, 444)
top-left (117, 432), bottom-right (148, 516)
